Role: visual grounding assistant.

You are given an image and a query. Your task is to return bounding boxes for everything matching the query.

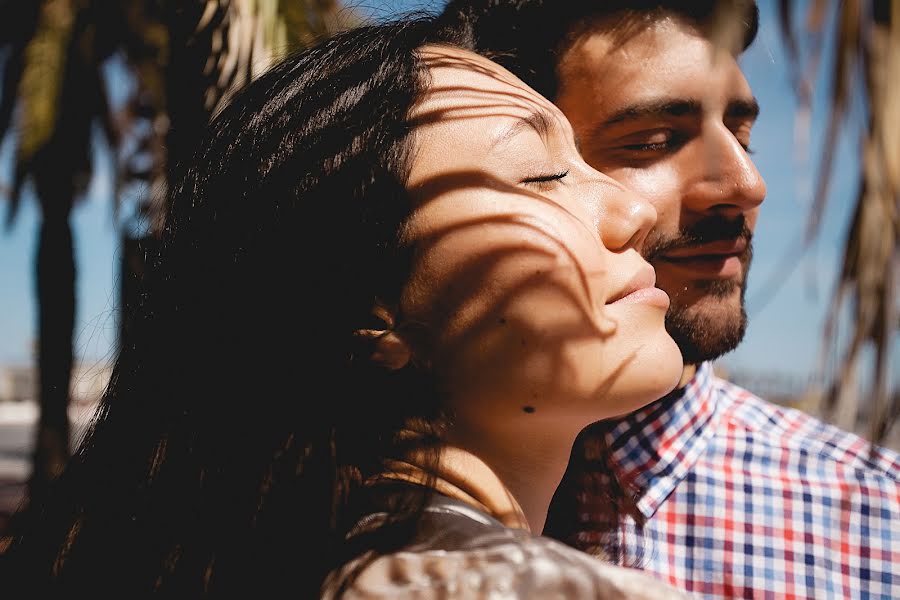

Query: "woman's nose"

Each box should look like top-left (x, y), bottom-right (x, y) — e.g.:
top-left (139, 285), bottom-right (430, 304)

top-left (596, 179), bottom-right (657, 252)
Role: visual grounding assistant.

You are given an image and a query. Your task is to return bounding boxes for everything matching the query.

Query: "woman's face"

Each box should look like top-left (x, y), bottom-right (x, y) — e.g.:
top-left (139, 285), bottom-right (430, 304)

top-left (400, 45), bottom-right (682, 437)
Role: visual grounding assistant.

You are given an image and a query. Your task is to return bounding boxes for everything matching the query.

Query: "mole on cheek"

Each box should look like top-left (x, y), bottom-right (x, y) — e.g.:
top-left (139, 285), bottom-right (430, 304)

top-left (522, 406), bottom-right (536, 413)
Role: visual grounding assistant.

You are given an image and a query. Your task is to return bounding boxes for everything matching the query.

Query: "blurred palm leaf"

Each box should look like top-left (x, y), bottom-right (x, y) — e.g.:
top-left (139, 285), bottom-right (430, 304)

top-left (14, 0), bottom-right (74, 185)
top-left (3, 0), bottom-right (111, 226)
top-left (204, 0), bottom-right (362, 114)
top-left (118, 0), bottom-right (363, 230)
top-left (776, 0), bottom-right (899, 445)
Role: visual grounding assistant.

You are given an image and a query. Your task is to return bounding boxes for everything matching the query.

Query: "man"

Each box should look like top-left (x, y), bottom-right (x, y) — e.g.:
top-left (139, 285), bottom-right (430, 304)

top-left (434, 1), bottom-right (900, 598)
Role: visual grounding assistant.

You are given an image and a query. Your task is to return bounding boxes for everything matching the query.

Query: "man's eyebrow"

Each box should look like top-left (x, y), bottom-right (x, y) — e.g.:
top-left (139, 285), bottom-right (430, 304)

top-left (595, 97), bottom-right (761, 131)
top-left (602, 99), bottom-right (702, 127)
top-left (492, 109), bottom-right (555, 149)
top-left (725, 98), bottom-right (760, 120)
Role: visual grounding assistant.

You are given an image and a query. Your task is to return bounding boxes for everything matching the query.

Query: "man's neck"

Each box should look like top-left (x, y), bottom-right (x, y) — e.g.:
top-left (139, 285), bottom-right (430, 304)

top-left (678, 364), bottom-right (698, 389)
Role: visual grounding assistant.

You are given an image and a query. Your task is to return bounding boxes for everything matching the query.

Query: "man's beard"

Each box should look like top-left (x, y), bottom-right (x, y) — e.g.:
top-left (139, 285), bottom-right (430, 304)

top-left (643, 215), bottom-right (753, 365)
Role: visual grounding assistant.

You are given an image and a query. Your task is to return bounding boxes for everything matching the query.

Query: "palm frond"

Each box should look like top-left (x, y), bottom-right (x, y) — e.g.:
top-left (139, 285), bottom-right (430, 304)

top-left (124, 0), bottom-right (360, 232)
top-left (202, 0), bottom-right (361, 118)
top-left (778, 0), bottom-right (899, 446)
top-left (0, 3), bottom-right (42, 204)
top-left (6, 0), bottom-right (77, 224)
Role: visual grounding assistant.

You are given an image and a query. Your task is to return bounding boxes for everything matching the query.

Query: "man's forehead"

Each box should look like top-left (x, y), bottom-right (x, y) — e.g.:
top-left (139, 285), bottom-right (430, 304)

top-left (563, 11), bottom-right (725, 59)
top-left (562, 17), bottom-right (725, 78)
top-left (556, 17), bottom-right (753, 118)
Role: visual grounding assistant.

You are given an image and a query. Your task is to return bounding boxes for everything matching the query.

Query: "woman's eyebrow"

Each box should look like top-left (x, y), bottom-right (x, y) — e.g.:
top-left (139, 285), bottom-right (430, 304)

top-left (491, 109), bottom-right (555, 150)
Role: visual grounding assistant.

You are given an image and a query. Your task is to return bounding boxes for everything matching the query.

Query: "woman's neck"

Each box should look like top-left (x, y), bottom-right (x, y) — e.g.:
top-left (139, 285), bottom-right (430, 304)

top-left (377, 447), bottom-right (529, 529)
top-left (378, 434), bottom-right (576, 534)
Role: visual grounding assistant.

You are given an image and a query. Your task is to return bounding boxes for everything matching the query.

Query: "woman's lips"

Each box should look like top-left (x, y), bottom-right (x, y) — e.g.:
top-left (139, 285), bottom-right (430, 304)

top-left (607, 266), bottom-right (670, 308)
top-left (608, 286), bottom-right (671, 308)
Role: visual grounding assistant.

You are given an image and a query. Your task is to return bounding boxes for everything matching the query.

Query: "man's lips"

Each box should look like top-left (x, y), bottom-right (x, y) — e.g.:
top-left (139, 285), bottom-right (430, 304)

top-left (654, 238), bottom-right (748, 278)
top-left (659, 238), bottom-right (748, 259)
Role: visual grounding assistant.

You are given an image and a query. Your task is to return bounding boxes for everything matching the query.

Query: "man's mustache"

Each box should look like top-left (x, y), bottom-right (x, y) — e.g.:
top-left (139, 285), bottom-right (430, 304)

top-left (643, 215), bottom-right (752, 262)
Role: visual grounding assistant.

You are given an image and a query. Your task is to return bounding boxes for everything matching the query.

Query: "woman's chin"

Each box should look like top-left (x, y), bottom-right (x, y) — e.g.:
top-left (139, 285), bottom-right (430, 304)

top-left (605, 338), bottom-right (684, 417)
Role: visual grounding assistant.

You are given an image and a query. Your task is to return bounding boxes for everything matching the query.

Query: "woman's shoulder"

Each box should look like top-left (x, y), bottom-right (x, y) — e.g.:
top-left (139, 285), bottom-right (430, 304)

top-left (325, 497), bottom-right (692, 599)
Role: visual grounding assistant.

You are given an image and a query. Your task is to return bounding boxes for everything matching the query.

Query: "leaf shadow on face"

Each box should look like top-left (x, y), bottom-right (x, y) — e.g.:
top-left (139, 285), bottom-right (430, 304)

top-left (389, 70), bottom-right (658, 426)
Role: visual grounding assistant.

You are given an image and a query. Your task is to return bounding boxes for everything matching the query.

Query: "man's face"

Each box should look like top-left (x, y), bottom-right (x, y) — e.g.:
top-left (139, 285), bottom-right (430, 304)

top-left (554, 16), bottom-right (766, 365)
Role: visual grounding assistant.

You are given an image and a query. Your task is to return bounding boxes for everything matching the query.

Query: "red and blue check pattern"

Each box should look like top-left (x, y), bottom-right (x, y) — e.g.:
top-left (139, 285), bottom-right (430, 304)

top-left (568, 363), bottom-right (900, 599)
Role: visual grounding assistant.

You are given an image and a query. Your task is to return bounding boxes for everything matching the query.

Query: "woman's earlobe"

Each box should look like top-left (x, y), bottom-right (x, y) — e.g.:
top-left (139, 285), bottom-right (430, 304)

top-left (373, 331), bottom-right (413, 370)
top-left (354, 329), bottom-right (412, 370)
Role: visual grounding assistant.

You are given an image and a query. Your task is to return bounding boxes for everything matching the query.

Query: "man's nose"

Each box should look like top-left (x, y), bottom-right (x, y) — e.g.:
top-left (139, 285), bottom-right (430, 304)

top-left (682, 124), bottom-right (766, 217)
top-left (597, 182), bottom-right (656, 252)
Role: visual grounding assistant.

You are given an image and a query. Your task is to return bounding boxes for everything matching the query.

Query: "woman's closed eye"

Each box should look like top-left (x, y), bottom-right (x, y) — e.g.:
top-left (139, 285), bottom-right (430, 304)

top-left (521, 170), bottom-right (569, 191)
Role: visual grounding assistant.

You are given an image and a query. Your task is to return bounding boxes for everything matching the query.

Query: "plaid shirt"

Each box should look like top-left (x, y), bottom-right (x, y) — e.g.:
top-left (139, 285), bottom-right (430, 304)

top-left (564, 363), bottom-right (900, 599)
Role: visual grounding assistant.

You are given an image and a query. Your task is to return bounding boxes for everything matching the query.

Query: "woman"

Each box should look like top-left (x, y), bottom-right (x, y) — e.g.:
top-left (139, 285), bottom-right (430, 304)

top-left (1, 18), bottom-right (685, 598)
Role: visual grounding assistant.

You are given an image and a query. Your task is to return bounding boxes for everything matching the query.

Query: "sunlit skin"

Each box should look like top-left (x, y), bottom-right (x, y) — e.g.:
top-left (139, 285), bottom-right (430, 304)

top-left (555, 16), bottom-right (767, 378)
top-left (387, 45), bottom-right (682, 533)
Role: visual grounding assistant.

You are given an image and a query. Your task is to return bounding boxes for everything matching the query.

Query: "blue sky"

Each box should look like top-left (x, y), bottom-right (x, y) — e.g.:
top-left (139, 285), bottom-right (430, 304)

top-left (0, 0), bottom-right (895, 392)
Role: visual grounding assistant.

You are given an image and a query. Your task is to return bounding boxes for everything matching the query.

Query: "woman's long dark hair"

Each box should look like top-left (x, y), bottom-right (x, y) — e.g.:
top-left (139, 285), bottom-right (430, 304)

top-left (2, 18), bottom-right (457, 598)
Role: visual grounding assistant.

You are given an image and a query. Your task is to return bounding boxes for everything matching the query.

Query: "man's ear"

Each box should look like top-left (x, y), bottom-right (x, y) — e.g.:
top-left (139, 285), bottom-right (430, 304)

top-left (354, 302), bottom-right (413, 371)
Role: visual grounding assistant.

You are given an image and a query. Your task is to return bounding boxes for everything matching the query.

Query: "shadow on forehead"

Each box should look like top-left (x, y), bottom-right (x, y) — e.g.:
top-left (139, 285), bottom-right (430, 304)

top-left (413, 92), bottom-right (549, 126)
top-left (413, 52), bottom-right (554, 129)
top-left (419, 47), bottom-right (516, 82)
top-left (418, 43), bottom-right (554, 96)
top-left (411, 95), bottom-right (556, 132)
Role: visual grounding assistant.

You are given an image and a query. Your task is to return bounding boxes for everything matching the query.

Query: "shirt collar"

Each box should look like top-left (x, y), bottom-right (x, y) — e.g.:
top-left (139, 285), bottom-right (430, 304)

top-left (601, 362), bottom-right (721, 519)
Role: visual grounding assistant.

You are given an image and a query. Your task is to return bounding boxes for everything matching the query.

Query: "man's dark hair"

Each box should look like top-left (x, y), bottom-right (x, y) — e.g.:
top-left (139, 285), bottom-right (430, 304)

top-left (435, 0), bottom-right (759, 100)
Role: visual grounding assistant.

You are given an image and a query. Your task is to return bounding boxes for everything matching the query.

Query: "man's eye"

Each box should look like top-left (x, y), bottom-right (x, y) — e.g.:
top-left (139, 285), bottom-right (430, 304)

top-left (734, 134), bottom-right (754, 154)
top-left (728, 122), bottom-right (755, 154)
top-left (620, 130), bottom-right (683, 152)
top-left (622, 141), bottom-right (671, 151)
top-left (521, 170), bottom-right (569, 189)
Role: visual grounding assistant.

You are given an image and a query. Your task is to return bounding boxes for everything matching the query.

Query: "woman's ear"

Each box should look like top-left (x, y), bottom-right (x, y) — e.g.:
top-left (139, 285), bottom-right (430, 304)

top-left (354, 301), bottom-right (413, 370)
top-left (364, 330), bottom-right (413, 370)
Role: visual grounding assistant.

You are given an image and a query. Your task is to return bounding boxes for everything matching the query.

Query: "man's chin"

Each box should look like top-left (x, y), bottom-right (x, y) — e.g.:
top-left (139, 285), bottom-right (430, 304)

top-left (665, 292), bottom-right (747, 365)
